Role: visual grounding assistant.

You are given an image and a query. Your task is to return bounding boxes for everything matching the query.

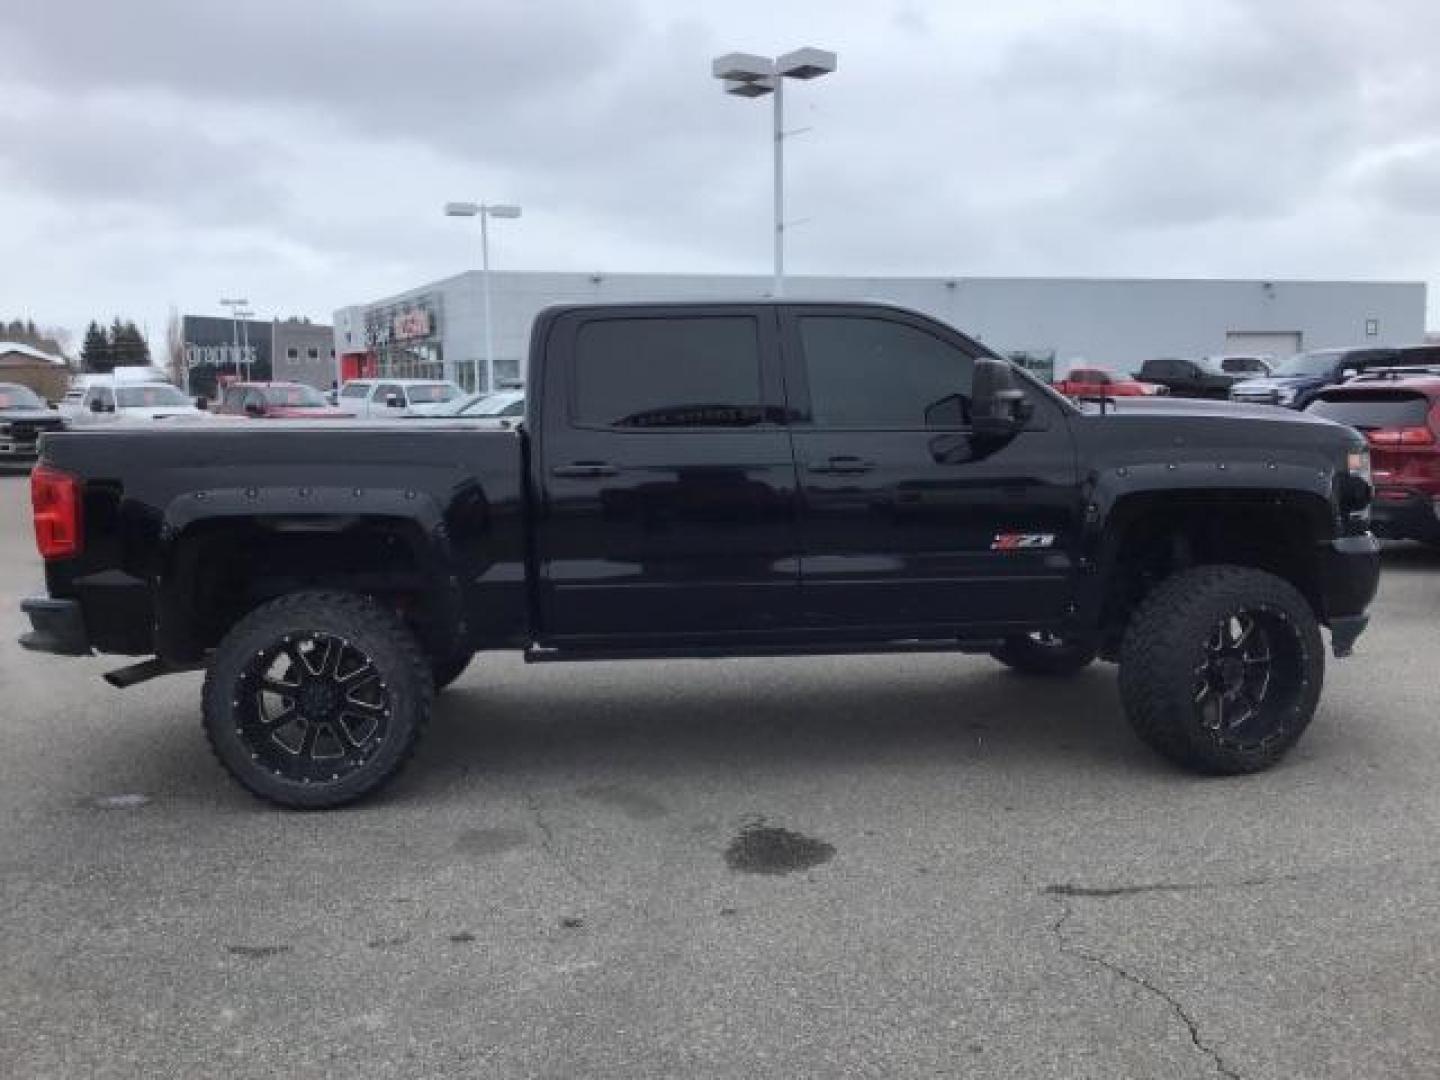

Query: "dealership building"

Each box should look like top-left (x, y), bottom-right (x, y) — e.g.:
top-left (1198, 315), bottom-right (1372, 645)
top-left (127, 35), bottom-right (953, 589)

top-left (334, 272), bottom-right (1427, 392)
top-left (183, 315), bottom-right (336, 397)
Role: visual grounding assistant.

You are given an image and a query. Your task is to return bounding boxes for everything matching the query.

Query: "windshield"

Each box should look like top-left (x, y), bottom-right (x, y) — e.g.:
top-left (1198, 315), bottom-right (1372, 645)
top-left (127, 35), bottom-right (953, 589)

top-left (460, 392), bottom-right (524, 416)
top-left (406, 383), bottom-right (459, 404)
top-left (117, 384), bottom-right (190, 408)
top-left (0, 384), bottom-right (46, 410)
top-left (264, 385), bottom-right (327, 407)
top-left (1268, 352), bottom-right (1341, 377)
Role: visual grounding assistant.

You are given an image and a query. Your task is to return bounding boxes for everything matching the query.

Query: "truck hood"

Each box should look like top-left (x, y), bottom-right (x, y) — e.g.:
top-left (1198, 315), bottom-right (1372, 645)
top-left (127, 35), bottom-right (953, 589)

top-left (1074, 395), bottom-right (1361, 455)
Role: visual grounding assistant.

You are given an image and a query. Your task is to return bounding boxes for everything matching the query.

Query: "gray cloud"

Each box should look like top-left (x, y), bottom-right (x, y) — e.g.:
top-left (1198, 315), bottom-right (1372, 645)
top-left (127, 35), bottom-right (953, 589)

top-left (0, 0), bottom-right (1436, 341)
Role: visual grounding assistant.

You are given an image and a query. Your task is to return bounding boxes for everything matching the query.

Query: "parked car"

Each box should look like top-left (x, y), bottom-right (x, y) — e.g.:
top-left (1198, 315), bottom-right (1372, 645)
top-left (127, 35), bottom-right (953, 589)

top-left (215, 381), bottom-right (344, 419)
top-left (335, 379), bottom-right (462, 418)
top-left (19, 300), bottom-right (1379, 809)
top-left (0, 382), bottom-right (66, 461)
top-left (426, 389), bottom-right (526, 423)
top-left (1306, 370), bottom-right (1440, 546)
top-left (74, 379), bottom-right (208, 423)
top-left (1135, 356), bottom-right (1259, 399)
top-left (1229, 346), bottom-right (1400, 409)
top-left (1052, 367), bottom-right (1166, 398)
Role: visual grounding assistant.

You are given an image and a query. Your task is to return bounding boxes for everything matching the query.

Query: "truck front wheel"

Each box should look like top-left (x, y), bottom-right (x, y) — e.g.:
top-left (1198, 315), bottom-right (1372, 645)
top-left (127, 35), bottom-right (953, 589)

top-left (1119, 566), bottom-right (1323, 774)
top-left (202, 590), bottom-right (433, 809)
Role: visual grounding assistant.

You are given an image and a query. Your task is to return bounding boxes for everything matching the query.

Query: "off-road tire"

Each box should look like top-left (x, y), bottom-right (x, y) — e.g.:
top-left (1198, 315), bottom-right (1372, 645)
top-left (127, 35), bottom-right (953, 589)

top-left (992, 632), bottom-right (1097, 677)
top-left (431, 649), bottom-right (474, 692)
top-left (1119, 565), bottom-right (1323, 774)
top-left (202, 590), bottom-right (433, 810)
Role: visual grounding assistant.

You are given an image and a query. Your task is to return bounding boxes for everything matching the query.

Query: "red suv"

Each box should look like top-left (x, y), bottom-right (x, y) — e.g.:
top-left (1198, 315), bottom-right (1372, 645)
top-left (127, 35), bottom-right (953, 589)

top-left (215, 382), bottom-right (342, 419)
top-left (1306, 372), bottom-right (1440, 546)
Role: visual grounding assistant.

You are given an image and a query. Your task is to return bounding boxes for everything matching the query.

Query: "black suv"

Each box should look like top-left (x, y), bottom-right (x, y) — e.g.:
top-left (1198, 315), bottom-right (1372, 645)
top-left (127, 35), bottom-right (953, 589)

top-left (1135, 356), bottom-right (1247, 399)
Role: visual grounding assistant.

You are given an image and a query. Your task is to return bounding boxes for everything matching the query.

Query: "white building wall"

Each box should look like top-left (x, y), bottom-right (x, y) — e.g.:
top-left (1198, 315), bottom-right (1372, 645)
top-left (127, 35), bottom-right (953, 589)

top-left (339, 273), bottom-right (1426, 387)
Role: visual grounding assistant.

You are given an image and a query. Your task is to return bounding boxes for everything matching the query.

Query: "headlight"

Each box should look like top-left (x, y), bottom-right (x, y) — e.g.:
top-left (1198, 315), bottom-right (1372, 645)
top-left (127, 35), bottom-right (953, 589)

top-left (1338, 445), bottom-right (1372, 519)
top-left (1276, 387), bottom-right (1298, 405)
top-left (1346, 446), bottom-right (1371, 486)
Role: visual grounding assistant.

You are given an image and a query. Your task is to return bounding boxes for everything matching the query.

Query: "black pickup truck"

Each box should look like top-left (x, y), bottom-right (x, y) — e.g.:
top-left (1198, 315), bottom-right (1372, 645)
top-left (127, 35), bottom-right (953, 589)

top-left (20, 302), bottom-right (1381, 808)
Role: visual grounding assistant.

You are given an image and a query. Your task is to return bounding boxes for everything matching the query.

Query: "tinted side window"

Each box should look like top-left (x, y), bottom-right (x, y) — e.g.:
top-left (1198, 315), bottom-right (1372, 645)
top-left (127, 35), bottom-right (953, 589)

top-left (799, 316), bottom-right (974, 428)
top-left (573, 317), bottom-right (763, 428)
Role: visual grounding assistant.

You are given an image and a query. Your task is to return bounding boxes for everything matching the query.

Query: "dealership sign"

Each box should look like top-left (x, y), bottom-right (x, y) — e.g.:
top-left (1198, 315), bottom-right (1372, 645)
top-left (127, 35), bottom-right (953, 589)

top-left (365, 296), bottom-right (438, 347)
top-left (184, 343), bottom-right (257, 369)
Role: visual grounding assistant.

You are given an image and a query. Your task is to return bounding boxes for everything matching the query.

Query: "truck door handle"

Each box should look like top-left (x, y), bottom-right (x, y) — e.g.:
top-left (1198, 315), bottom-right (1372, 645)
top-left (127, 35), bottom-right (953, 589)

top-left (552, 462), bottom-right (618, 478)
top-left (807, 456), bottom-right (875, 475)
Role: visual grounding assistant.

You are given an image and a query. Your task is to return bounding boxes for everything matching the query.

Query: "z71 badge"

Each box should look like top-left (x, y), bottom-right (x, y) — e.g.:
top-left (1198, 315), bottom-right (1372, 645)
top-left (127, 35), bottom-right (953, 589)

top-left (991, 532), bottom-right (1056, 551)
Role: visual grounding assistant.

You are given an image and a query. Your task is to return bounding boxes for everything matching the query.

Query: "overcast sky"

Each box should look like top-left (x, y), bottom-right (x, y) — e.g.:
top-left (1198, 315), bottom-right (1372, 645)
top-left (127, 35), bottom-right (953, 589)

top-left (3, 0), bottom-right (1438, 350)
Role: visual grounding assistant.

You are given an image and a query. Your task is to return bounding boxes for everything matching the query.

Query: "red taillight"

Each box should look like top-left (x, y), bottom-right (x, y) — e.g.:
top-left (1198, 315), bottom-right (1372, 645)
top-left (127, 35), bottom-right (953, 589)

top-left (31, 465), bottom-right (82, 559)
top-left (1366, 426), bottom-right (1436, 446)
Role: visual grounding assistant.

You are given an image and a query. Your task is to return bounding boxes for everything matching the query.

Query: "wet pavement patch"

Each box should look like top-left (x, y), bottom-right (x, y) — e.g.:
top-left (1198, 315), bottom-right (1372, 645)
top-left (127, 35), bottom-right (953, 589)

top-left (577, 784), bottom-right (669, 821)
top-left (227, 945), bottom-right (290, 960)
top-left (454, 826), bottom-right (528, 857)
top-left (724, 821), bottom-right (835, 875)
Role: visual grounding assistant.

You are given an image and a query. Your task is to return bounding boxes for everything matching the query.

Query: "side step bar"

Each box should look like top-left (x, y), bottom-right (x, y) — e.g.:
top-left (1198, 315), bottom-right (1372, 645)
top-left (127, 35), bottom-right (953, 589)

top-left (104, 658), bottom-right (201, 689)
top-left (526, 638), bottom-right (1005, 663)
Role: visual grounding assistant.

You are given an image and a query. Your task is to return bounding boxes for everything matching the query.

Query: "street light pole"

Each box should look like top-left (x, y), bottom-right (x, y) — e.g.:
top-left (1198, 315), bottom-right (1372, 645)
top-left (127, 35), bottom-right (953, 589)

top-left (444, 201), bottom-right (522, 394)
top-left (481, 208), bottom-right (493, 396)
top-left (713, 48), bottom-right (837, 298)
top-left (219, 297), bottom-right (248, 382)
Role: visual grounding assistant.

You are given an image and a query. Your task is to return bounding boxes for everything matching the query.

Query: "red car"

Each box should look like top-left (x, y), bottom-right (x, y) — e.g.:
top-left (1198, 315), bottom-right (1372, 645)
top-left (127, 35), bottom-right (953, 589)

top-left (1052, 367), bottom-right (1166, 399)
top-left (1306, 372), bottom-right (1440, 546)
top-left (215, 382), bottom-right (343, 419)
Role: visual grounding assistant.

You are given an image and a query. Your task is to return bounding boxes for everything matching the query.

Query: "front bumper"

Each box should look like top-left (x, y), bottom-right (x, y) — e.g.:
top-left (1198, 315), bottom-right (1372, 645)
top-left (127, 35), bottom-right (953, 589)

top-left (19, 598), bottom-right (91, 656)
top-left (1319, 534), bottom-right (1381, 657)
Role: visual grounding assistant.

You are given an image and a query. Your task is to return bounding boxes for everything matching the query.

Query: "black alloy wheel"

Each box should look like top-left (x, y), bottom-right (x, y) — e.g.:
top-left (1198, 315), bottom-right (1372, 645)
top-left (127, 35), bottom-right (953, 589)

top-left (235, 632), bottom-right (393, 785)
top-left (203, 591), bottom-right (432, 809)
top-left (1120, 565), bottom-right (1323, 774)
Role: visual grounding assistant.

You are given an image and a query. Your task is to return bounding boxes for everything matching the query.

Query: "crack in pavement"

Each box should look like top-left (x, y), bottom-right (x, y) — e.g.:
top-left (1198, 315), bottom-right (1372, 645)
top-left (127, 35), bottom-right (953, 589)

top-left (1041, 872), bottom-right (1302, 899)
top-left (526, 793), bottom-right (596, 891)
top-left (1046, 893), bottom-right (1243, 1080)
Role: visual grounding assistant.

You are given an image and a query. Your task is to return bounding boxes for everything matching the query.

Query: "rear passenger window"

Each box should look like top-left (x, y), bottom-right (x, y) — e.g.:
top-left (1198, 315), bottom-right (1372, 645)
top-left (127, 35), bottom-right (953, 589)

top-left (573, 317), bottom-right (763, 428)
top-left (798, 316), bottom-right (974, 428)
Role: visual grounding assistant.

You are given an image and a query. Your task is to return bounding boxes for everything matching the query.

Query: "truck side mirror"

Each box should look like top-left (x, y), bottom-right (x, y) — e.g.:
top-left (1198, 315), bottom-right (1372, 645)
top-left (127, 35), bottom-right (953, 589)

top-left (194, 397), bottom-right (208, 411)
top-left (244, 400), bottom-right (265, 417)
top-left (971, 358), bottom-right (1031, 439)
top-left (385, 394), bottom-right (403, 408)
top-left (89, 398), bottom-right (106, 413)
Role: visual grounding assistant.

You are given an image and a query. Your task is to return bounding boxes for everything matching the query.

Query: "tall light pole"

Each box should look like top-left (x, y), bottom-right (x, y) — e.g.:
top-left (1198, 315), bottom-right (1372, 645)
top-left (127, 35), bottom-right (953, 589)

top-left (444, 202), bottom-right (522, 393)
top-left (712, 48), bottom-right (837, 297)
top-left (219, 297), bottom-right (248, 380)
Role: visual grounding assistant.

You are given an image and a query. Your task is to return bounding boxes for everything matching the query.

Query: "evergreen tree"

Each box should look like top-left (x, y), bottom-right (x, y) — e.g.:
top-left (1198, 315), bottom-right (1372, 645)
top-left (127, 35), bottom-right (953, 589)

top-left (80, 321), bottom-right (113, 372)
top-left (111, 320), bottom-right (151, 366)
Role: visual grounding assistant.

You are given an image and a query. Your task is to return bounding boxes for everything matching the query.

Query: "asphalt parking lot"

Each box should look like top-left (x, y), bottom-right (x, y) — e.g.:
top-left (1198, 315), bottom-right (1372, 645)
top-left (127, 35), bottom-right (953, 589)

top-left (2, 466), bottom-right (1439, 1079)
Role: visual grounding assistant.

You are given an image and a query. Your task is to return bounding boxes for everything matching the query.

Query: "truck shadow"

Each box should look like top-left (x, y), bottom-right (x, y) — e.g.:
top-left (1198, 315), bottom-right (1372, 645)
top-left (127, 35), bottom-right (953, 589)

top-left (397, 657), bottom-right (1165, 805)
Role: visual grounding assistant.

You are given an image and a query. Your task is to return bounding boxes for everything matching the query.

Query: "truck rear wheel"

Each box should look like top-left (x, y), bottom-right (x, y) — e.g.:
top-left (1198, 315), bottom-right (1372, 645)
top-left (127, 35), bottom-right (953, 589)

top-left (202, 591), bottom-right (433, 810)
top-left (991, 632), bottom-right (1097, 677)
top-left (1119, 565), bottom-right (1323, 774)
